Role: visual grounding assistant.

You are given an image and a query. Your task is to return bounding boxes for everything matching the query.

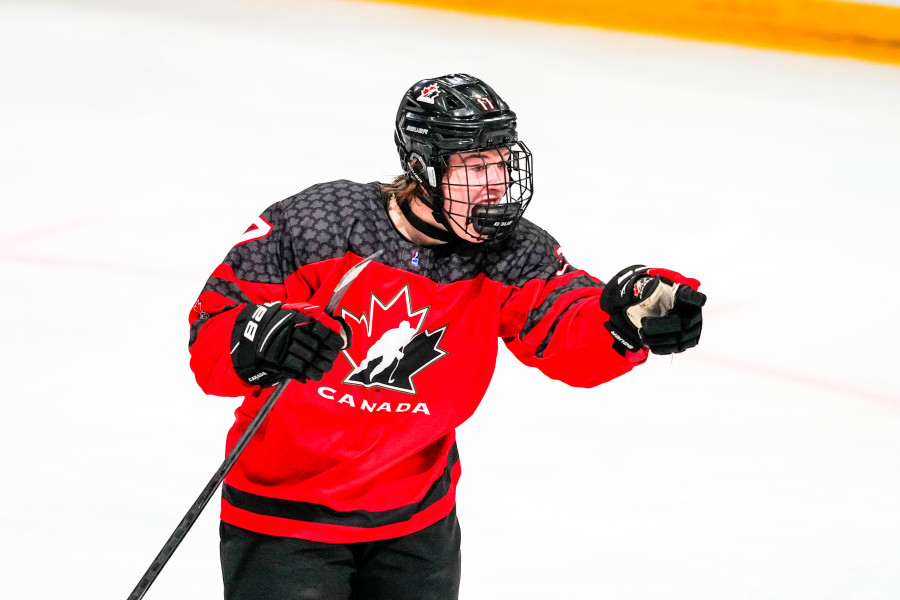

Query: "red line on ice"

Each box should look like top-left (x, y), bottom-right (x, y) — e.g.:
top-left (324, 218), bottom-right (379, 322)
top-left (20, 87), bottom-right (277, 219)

top-left (0, 215), bottom-right (100, 250)
top-left (695, 353), bottom-right (900, 411)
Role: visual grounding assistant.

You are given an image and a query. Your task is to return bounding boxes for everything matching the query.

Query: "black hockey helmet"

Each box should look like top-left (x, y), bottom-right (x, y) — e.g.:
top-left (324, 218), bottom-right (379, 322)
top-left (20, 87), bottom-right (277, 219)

top-left (394, 74), bottom-right (533, 244)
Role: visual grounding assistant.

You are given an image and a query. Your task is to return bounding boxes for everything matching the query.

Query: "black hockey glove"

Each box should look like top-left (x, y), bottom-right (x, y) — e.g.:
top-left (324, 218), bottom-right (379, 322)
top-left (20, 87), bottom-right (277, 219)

top-left (230, 302), bottom-right (349, 387)
top-left (600, 265), bottom-right (706, 357)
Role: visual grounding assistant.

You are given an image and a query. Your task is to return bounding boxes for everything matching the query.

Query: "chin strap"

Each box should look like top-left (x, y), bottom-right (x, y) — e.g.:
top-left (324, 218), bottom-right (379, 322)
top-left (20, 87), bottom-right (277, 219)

top-left (398, 197), bottom-right (457, 243)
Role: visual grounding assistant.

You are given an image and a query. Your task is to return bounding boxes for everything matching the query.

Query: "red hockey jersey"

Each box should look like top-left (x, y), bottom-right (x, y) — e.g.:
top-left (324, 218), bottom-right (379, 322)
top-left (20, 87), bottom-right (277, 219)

top-left (189, 180), bottom-right (646, 543)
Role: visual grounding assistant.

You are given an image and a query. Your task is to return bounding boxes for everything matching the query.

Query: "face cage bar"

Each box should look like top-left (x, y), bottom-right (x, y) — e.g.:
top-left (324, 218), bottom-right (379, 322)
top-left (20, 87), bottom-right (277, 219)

top-left (435, 141), bottom-right (533, 243)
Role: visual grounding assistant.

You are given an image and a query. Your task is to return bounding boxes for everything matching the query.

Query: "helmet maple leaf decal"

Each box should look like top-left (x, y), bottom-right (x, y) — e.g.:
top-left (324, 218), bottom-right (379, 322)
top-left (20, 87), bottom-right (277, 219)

top-left (340, 285), bottom-right (448, 395)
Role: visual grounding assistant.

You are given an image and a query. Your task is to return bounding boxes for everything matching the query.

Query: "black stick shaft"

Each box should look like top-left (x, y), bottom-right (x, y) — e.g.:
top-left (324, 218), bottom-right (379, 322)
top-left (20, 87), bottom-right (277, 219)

top-left (126, 378), bottom-right (290, 600)
top-left (127, 251), bottom-right (380, 600)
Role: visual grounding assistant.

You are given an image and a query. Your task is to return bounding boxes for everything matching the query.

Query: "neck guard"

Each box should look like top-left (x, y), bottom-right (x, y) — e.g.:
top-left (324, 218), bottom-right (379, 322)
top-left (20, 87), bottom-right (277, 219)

top-left (398, 198), bottom-right (456, 244)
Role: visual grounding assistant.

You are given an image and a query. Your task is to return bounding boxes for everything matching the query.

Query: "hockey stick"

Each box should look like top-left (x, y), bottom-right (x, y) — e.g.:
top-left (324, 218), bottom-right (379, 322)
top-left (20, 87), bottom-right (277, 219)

top-left (126, 251), bottom-right (380, 600)
top-left (387, 343), bottom-right (409, 384)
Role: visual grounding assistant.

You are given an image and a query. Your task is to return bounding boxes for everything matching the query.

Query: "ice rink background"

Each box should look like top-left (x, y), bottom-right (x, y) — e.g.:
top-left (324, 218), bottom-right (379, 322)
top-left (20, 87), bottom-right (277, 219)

top-left (2, 0), bottom-right (899, 598)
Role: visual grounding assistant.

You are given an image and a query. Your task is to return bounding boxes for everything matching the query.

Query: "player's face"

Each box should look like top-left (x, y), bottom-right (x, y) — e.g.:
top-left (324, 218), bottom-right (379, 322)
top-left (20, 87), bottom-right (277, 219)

top-left (441, 148), bottom-right (511, 243)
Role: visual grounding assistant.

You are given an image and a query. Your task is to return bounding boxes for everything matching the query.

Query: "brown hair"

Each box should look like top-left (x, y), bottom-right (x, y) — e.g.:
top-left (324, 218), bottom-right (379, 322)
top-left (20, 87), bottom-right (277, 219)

top-left (382, 157), bottom-right (430, 208)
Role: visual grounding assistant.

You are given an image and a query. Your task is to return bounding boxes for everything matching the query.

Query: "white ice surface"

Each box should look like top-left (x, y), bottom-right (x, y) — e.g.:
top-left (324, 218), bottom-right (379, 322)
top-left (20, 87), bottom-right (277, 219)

top-left (1, 0), bottom-right (899, 598)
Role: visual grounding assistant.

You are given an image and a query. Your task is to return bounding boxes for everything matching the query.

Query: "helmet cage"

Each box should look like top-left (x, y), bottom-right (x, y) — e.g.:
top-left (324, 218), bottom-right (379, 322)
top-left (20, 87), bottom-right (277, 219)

top-left (432, 141), bottom-right (533, 243)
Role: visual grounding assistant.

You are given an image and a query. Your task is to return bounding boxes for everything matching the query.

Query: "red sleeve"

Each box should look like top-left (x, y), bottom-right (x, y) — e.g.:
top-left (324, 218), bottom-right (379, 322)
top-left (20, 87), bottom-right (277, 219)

top-left (189, 308), bottom-right (249, 397)
top-left (500, 268), bottom-right (648, 389)
top-left (188, 203), bottom-right (299, 398)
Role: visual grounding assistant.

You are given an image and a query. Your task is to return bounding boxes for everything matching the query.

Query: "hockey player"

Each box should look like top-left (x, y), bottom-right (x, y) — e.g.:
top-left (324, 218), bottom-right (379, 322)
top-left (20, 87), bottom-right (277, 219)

top-left (188, 73), bottom-right (705, 600)
top-left (350, 320), bottom-right (416, 382)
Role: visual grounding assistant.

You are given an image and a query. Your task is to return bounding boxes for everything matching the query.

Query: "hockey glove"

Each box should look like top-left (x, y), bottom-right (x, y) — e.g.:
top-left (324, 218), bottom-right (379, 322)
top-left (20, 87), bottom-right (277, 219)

top-left (230, 302), bottom-right (349, 387)
top-left (600, 265), bottom-right (706, 357)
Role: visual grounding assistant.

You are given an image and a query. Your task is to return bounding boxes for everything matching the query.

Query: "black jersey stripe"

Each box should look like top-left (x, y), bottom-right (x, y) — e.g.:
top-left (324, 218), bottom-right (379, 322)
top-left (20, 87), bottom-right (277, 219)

top-left (222, 443), bottom-right (459, 529)
top-left (521, 274), bottom-right (603, 338)
top-left (534, 298), bottom-right (588, 358)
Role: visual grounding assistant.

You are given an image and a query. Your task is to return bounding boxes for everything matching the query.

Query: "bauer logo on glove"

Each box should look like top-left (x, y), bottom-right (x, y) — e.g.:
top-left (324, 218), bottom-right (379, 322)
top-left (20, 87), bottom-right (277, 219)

top-left (230, 301), bottom-right (349, 387)
top-left (600, 265), bottom-right (707, 357)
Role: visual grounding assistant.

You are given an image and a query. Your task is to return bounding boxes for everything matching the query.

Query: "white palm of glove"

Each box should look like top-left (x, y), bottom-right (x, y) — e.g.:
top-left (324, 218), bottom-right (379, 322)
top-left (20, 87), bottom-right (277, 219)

top-left (625, 277), bottom-right (678, 331)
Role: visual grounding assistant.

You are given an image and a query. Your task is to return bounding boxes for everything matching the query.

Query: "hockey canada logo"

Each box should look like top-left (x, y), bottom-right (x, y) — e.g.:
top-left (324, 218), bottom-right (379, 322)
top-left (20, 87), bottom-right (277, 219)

top-left (340, 285), bottom-right (448, 394)
top-left (417, 84), bottom-right (440, 104)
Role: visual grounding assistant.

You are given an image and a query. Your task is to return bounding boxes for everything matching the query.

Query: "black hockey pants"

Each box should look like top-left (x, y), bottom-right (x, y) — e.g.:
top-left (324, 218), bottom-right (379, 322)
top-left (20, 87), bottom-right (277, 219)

top-left (220, 507), bottom-right (461, 600)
